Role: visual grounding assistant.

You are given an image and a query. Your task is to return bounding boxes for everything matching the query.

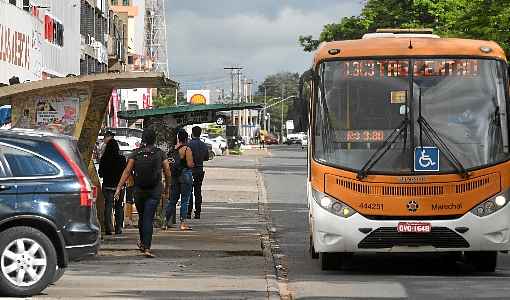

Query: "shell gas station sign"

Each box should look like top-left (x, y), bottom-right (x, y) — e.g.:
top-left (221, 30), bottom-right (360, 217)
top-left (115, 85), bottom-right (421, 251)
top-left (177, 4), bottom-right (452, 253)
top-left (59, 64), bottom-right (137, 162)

top-left (187, 90), bottom-right (210, 105)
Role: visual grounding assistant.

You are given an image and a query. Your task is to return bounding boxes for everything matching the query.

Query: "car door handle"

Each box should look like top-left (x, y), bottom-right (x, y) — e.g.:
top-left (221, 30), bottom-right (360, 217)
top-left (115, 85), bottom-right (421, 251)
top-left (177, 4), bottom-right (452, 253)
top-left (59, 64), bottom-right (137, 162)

top-left (0, 185), bottom-right (12, 191)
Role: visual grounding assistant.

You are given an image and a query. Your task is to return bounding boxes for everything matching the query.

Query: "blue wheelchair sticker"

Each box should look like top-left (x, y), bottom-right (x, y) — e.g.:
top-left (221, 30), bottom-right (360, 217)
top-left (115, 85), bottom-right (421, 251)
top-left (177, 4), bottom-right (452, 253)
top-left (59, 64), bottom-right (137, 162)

top-left (414, 147), bottom-right (439, 172)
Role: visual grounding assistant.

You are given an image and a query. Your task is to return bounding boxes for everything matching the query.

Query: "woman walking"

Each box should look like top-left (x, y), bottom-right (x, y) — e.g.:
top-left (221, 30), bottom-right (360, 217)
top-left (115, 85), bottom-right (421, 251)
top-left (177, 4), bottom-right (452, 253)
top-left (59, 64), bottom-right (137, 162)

top-left (99, 139), bottom-right (126, 235)
top-left (165, 129), bottom-right (194, 231)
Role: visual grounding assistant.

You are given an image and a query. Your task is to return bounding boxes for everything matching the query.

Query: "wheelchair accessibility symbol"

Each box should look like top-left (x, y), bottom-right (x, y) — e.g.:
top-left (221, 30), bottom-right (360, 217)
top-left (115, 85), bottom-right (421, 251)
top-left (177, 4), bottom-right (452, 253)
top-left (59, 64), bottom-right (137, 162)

top-left (414, 147), bottom-right (439, 172)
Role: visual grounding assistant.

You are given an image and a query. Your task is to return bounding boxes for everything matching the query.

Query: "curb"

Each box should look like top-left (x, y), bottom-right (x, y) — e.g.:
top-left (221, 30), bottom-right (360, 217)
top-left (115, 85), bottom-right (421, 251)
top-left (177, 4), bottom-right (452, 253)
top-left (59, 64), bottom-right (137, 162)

top-left (256, 157), bottom-right (293, 300)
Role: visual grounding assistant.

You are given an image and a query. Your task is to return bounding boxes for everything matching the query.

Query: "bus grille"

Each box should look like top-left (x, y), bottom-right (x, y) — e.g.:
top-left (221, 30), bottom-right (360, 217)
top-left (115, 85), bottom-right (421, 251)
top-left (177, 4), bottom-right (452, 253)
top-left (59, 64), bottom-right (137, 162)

top-left (358, 227), bottom-right (470, 249)
top-left (333, 173), bottom-right (497, 196)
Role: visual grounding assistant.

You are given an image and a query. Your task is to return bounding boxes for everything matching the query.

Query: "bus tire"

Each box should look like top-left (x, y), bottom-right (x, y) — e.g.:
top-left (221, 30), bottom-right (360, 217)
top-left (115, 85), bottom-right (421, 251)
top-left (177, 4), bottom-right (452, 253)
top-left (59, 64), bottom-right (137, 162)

top-left (320, 252), bottom-right (343, 271)
top-left (465, 251), bottom-right (497, 272)
top-left (309, 236), bottom-right (319, 259)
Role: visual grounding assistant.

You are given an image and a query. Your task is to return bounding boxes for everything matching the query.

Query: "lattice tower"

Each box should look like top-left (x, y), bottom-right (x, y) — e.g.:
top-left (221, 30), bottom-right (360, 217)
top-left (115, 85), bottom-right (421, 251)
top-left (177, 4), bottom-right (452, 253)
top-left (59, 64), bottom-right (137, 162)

top-left (145, 0), bottom-right (169, 76)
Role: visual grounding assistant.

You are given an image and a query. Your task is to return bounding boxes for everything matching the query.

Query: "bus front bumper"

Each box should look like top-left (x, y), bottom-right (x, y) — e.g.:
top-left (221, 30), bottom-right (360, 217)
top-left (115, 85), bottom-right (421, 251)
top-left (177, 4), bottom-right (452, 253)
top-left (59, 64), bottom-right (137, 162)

top-left (311, 198), bottom-right (510, 253)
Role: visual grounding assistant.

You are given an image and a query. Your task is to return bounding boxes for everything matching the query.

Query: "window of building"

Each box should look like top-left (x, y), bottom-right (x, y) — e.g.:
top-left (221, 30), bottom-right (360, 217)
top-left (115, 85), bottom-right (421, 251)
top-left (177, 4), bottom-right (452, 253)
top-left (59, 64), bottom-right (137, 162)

top-left (123, 0), bottom-right (129, 6)
top-left (23, 0), bottom-right (29, 11)
top-left (9, 0), bottom-right (16, 6)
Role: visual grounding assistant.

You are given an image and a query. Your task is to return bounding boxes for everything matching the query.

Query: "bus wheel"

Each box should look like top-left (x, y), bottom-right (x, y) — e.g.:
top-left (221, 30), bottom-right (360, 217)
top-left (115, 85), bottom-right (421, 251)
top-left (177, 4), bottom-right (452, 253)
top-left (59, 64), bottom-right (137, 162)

top-left (309, 236), bottom-right (318, 259)
top-left (320, 252), bottom-right (343, 271)
top-left (465, 251), bottom-right (497, 272)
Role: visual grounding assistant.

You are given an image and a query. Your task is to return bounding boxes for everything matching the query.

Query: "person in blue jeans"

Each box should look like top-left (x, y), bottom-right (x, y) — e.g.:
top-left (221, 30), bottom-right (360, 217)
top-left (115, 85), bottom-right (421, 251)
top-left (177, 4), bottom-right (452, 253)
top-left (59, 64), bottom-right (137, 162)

top-left (115, 128), bottom-right (171, 258)
top-left (165, 129), bottom-right (194, 231)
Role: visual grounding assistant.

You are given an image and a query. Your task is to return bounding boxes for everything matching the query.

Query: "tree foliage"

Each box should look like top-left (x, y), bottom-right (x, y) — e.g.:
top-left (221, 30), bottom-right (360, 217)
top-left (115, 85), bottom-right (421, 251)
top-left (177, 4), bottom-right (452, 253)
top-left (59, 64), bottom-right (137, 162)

top-left (152, 88), bottom-right (186, 108)
top-left (299, 0), bottom-right (510, 56)
top-left (253, 72), bottom-right (300, 135)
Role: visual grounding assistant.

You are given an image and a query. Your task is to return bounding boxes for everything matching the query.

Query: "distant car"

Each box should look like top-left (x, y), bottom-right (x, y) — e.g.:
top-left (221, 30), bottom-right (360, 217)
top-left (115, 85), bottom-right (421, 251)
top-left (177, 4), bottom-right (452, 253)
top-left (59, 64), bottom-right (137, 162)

top-left (97, 135), bottom-right (141, 158)
top-left (209, 136), bottom-right (227, 150)
top-left (0, 129), bottom-right (100, 296)
top-left (264, 135), bottom-right (278, 145)
top-left (201, 137), bottom-right (225, 156)
top-left (285, 136), bottom-right (301, 145)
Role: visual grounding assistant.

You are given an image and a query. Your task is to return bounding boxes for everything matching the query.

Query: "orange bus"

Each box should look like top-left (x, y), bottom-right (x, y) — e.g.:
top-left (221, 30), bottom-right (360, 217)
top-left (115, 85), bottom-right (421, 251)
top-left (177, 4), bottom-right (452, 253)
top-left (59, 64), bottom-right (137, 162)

top-left (301, 29), bottom-right (510, 271)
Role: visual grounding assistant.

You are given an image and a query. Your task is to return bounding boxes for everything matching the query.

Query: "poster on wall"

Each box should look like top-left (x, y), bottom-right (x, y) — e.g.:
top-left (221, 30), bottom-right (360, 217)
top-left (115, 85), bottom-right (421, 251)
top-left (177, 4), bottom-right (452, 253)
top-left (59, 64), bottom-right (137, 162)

top-left (35, 97), bottom-right (80, 134)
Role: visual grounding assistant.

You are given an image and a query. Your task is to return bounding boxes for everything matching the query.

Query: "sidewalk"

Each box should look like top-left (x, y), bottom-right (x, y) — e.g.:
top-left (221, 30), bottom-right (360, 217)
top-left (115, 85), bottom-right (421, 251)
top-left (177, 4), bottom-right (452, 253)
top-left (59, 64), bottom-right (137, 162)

top-left (38, 149), bottom-right (276, 300)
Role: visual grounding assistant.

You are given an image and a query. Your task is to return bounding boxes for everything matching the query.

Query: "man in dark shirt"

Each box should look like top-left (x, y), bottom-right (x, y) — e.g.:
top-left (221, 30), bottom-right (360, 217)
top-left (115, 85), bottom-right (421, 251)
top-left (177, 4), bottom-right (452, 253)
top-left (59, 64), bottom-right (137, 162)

top-left (187, 126), bottom-right (209, 219)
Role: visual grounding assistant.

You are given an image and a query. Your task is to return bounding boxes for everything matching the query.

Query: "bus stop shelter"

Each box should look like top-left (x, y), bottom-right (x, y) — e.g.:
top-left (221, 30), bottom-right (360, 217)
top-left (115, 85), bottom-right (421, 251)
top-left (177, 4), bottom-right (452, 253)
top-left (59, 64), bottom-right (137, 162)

top-left (0, 72), bottom-right (176, 224)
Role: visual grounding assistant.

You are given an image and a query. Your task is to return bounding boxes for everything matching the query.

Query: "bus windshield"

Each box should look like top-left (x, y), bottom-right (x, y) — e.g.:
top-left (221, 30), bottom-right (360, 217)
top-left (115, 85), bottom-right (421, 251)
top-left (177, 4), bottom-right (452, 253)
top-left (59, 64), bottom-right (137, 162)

top-left (314, 58), bottom-right (510, 174)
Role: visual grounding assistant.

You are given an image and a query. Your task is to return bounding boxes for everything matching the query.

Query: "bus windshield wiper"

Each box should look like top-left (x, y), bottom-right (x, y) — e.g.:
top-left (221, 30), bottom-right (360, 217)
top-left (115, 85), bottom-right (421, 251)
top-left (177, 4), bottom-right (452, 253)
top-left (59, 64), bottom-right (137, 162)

top-left (357, 118), bottom-right (410, 180)
top-left (417, 88), bottom-right (470, 178)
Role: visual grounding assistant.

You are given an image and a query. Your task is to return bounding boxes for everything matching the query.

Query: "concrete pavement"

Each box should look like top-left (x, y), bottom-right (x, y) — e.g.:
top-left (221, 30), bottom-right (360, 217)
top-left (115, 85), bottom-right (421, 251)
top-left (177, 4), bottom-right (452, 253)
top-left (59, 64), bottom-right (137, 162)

top-left (33, 149), bottom-right (279, 300)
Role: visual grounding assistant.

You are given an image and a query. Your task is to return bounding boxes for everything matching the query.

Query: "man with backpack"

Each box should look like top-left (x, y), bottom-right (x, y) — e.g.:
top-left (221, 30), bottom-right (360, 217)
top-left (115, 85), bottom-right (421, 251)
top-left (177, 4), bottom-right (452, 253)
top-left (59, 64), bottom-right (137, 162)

top-left (114, 128), bottom-right (171, 258)
top-left (164, 129), bottom-right (194, 231)
top-left (187, 126), bottom-right (209, 219)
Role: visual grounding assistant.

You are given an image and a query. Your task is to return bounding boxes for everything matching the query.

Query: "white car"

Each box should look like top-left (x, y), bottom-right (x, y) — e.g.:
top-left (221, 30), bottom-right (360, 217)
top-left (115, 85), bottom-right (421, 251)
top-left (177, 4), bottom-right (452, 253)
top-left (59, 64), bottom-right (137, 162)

top-left (201, 137), bottom-right (225, 157)
top-left (210, 136), bottom-right (227, 150)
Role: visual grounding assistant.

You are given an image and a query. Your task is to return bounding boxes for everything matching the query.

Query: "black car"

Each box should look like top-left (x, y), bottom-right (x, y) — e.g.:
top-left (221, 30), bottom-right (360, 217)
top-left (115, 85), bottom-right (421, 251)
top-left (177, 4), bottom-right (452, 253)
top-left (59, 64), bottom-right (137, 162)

top-left (0, 129), bottom-right (100, 296)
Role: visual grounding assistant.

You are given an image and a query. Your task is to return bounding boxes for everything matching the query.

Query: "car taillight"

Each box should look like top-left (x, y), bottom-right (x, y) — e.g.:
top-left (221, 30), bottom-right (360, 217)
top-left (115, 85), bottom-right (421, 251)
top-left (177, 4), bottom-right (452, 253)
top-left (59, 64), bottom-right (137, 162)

top-left (53, 142), bottom-right (95, 207)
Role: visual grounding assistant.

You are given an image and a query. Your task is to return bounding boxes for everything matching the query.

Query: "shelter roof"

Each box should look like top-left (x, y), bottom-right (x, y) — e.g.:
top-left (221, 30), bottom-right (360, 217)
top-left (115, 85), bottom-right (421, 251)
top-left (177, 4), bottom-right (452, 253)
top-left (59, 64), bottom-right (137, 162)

top-left (0, 72), bottom-right (174, 105)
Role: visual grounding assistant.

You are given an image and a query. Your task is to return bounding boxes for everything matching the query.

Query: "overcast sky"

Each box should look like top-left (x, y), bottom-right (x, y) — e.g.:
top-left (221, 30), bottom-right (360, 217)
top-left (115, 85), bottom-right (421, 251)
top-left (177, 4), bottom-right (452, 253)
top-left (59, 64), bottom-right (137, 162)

top-left (136, 1), bottom-right (363, 91)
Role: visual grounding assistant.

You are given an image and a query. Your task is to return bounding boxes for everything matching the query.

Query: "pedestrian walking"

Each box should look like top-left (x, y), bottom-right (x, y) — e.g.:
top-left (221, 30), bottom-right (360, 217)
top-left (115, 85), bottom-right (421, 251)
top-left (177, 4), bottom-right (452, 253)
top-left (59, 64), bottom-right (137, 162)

top-left (124, 174), bottom-right (135, 227)
top-left (165, 129), bottom-right (194, 231)
top-left (115, 128), bottom-right (171, 258)
top-left (260, 131), bottom-right (265, 149)
top-left (98, 130), bottom-right (115, 159)
top-left (98, 139), bottom-right (126, 235)
top-left (187, 126), bottom-right (209, 219)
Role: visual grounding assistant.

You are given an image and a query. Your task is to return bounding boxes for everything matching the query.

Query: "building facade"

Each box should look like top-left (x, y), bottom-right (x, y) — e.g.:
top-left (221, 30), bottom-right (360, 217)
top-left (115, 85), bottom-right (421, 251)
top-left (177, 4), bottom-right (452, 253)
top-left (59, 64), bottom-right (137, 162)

top-left (0, 0), bottom-right (80, 84)
top-left (80, 0), bottom-right (109, 75)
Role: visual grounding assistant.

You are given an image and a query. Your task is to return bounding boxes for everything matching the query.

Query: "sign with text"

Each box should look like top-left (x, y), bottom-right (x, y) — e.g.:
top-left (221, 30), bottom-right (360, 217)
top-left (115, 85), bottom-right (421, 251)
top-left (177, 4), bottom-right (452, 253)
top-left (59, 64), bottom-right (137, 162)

top-left (337, 59), bottom-right (480, 79)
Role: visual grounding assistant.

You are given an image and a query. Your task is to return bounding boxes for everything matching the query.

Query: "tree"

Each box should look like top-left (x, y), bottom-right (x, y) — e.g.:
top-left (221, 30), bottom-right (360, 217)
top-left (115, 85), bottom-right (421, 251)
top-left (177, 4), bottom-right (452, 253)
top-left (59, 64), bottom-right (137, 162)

top-left (152, 88), bottom-right (186, 108)
top-left (298, 0), bottom-right (509, 58)
top-left (255, 72), bottom-right (301, 135)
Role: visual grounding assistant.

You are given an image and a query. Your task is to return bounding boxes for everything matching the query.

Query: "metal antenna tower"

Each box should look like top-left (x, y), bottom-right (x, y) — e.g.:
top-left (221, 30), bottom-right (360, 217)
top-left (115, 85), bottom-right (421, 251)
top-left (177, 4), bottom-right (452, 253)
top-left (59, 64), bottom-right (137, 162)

top-left (145, 0), bottom-right (169, 76)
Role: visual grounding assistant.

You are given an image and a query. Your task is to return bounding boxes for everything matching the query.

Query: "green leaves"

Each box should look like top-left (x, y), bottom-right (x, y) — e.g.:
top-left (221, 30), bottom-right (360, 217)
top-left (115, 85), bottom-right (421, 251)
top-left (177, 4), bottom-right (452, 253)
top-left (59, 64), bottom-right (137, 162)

top-left (299, 0), bottom-right (509, 58)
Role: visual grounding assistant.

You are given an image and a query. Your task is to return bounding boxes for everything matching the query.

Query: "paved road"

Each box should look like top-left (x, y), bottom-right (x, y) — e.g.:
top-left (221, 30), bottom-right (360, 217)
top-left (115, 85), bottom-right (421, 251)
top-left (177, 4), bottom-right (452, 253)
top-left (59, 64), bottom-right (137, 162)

top-left (260, 145), bottom-right (510, 300)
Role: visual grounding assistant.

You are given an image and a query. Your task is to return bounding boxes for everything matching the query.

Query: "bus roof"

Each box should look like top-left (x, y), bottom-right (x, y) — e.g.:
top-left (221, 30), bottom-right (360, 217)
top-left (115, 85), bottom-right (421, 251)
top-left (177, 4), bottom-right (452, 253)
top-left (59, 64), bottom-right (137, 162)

top-left (313, 37), bottom-right (507, 65)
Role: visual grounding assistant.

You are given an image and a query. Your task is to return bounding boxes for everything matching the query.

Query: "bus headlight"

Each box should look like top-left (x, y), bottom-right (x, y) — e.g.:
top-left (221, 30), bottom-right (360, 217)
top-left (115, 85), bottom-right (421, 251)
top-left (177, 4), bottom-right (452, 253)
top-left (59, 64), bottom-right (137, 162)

top-left (312, 188), bottom-right (357, 218)
top-left (471, 192), bottom-right (509, 217)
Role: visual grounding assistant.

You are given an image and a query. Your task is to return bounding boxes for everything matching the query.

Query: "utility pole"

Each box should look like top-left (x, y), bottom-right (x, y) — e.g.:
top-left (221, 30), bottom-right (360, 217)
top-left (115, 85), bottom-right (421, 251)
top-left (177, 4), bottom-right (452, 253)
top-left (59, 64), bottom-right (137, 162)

top-left (281, 85), bottom-right (285, 142)
top-left (263, 85), bottom-right (267, 130)
top-left (224, 66), bottom-right (242, 126)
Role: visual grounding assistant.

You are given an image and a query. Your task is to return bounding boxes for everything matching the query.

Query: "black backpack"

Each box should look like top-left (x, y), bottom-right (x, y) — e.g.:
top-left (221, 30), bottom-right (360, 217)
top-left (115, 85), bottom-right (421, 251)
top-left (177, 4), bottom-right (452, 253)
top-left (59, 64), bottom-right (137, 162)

top-left (170, 145), bottom-right (186, 178)
top-left (133, 147), bottom-right (162, 189)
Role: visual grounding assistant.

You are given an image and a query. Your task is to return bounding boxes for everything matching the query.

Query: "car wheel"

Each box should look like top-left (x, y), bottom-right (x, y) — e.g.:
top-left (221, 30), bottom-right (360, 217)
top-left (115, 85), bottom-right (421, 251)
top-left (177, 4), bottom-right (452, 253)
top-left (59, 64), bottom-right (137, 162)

top-left (465, 251), bottom-right (497, 272)
top-left (209, 151), bottom-right (215, 160)
top-left (0, 226), bottom-right (57, 297)
top-left (52, 266), bottom-right (65, 284)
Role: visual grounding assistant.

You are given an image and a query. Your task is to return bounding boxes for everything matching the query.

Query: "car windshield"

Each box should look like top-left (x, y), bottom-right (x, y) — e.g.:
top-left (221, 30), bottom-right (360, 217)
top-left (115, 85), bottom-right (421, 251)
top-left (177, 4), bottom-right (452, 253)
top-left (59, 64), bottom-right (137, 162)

top-left (314, 58), bottom-right (510, 174)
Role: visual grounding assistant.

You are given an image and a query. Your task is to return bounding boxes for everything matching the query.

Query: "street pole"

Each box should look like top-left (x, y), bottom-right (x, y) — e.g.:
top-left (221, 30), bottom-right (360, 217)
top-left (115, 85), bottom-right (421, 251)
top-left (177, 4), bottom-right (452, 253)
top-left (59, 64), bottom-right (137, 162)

top-left (224, 66), bottom-right (242, 126)
top-left (281, 85), bottom-right (285, 143)
top-left (263, 86), bottom-right (267, 130)
top-left (175, 86), bottom-right (178, 106)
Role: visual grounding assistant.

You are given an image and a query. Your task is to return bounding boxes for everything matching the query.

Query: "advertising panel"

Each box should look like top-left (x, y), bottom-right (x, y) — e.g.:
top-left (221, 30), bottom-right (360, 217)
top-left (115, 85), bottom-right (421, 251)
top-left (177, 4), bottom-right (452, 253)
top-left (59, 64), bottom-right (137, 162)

top-left (187, 90), bottom-right (210, 105)
top-left (0, 1), bottom-right (43, 84)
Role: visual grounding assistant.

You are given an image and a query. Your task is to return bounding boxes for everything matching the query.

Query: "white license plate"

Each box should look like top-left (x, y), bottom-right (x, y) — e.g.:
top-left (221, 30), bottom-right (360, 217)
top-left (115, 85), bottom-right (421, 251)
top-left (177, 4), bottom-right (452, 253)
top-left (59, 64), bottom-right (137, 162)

top-left (397, 222), bottom-right (431, 233)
